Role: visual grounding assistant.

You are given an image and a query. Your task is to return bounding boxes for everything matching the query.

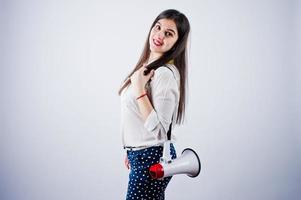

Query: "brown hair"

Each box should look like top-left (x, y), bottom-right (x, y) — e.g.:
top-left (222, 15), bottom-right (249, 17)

top-left (118, 9), bottom-right (190, 124)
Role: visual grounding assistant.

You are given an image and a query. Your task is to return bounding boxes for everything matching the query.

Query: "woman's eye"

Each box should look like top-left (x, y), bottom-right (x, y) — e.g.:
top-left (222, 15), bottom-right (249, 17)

top-left (165, 32), bottom-right (172, 37)
top-left (155, 25), bottom-right (160, 30)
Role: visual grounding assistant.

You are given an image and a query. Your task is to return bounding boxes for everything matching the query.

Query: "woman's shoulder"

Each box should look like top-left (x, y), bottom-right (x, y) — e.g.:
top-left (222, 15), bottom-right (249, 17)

top-left (154, 64), bottom-right (180, 82)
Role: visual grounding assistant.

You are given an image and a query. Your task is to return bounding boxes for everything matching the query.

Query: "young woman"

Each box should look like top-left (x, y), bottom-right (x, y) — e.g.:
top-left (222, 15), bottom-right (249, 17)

top-left (119, 9), bottom-right (190, 200)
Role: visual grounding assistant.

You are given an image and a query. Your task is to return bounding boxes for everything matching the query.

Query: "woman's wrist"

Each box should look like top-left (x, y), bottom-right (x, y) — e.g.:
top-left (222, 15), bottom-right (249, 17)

top-left (136, 88), bottom-right (147, 100)
top-left (134, 87), bottom-right (146, 97)
top-left (136, 92), bottom-right (148, 100)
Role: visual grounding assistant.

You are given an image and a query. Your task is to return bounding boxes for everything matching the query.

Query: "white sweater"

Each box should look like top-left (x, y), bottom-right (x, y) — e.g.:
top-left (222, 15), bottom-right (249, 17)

top-left (120, 64), bottom-right (180, 148)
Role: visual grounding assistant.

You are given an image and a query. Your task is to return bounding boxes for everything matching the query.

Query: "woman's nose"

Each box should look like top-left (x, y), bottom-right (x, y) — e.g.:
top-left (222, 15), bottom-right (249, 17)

top-left (156, 31), bottom-right (165, 40)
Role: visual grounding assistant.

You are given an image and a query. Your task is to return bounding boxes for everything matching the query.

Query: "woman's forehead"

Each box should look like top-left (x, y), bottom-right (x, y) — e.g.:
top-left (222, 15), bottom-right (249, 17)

top-left (156, 19), bottom-right (177, 33)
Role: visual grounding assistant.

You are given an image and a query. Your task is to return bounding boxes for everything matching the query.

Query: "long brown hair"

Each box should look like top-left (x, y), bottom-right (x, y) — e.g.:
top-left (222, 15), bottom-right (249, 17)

top-left (118, 9), bottom-right (190, 124)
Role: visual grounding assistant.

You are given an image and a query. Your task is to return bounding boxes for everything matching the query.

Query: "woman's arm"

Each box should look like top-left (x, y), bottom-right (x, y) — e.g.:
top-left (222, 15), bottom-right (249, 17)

top-left (130, 66), bottom-right (155, 121)
top-left (143, 67), bottom-right (179, 135)
top-left (136, 91), bottom-right (154, 121)
top-left (131, 66), bottom-right (179, 135)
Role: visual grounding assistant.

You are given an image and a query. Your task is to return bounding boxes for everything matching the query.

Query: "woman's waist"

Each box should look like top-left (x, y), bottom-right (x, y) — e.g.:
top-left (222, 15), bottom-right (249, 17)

top-left (123, 143), bottom-right (163, 151)
top-left (123, 138), bottom-right (176, 151)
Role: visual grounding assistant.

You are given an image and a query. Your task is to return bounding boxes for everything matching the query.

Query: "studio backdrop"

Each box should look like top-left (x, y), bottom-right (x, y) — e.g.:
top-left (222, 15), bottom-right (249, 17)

top-left (0, 0), bottom-right (300, 200)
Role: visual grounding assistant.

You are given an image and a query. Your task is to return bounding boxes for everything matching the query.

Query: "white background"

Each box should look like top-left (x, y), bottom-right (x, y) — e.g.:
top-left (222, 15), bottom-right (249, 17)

top-left (1, 0), bottom-right (300, 199)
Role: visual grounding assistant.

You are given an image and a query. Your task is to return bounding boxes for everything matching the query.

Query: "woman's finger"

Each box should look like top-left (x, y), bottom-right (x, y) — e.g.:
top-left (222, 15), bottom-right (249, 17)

top-left (147, 69), bottom-right (155, 79)
top-left (125, 156), bottom-right (130, 170)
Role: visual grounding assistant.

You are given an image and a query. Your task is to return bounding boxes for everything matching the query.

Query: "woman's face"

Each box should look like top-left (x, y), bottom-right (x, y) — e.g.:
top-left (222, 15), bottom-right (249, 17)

top-left (149, 18), bottom-right (179, 56)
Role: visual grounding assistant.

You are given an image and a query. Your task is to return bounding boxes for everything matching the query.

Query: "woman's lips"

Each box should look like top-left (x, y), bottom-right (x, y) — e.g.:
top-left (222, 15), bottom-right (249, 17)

top-left (153, 39), bottom-right (163, 47)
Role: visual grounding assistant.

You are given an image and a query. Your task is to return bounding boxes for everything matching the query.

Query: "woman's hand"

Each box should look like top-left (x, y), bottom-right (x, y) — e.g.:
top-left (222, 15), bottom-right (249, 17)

top-left (130, 66), bottom-right (154, 97)
top-left (125, 155), bottom-right (130, 170)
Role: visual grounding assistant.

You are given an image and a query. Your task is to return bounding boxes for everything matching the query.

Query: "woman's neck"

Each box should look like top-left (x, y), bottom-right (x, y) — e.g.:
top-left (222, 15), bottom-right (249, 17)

top-left (146, 52), bottom-right (162, 65)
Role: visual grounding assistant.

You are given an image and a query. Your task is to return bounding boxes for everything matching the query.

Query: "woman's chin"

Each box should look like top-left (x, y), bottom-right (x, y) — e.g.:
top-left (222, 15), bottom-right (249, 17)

top-left (150, 47), bottom-right (165, 54)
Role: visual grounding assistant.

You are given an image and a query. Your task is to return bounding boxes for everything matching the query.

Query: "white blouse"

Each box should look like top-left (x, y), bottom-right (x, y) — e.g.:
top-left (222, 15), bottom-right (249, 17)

top-left (120, 64), bottom-right (181, 148)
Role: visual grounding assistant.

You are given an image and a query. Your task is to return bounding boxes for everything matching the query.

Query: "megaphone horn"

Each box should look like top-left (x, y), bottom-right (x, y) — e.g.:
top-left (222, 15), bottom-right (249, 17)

top-left (149, 148), bottom-right (201, 179)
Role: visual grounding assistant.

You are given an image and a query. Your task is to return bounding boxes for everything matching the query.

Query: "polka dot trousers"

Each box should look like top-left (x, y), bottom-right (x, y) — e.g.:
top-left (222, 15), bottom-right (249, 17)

top-left (126, 144), bottom-right (177, 200)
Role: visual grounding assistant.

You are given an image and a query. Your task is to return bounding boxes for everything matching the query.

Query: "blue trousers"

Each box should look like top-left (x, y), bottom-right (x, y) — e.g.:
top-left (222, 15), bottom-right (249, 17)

top-left (126, 144), bottom-right (177, 200)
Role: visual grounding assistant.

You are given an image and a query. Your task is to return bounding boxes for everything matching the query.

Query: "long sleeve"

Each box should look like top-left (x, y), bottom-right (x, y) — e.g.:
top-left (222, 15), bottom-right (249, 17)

top-left (143, 67), bottom-right (180, 139)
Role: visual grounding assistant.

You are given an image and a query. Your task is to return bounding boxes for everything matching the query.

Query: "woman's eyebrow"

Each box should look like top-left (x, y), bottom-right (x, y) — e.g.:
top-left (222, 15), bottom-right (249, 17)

top-left (156, 22), bottom-right (176, 35)
top-left (167, 29), bottom-right (176, 35)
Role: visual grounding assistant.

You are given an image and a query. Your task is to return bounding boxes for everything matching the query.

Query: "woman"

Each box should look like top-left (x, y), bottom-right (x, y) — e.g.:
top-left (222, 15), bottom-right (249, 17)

top-left (119, 9), bottom-right (190, 200)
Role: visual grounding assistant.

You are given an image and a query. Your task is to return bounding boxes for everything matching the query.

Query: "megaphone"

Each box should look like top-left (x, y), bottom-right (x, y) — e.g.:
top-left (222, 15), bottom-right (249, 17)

top-left (149, 142), bottom-right (201, 179)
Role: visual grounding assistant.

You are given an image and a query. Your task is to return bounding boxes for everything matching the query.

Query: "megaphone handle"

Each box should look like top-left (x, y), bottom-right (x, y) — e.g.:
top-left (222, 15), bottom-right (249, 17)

top-left (161, 140), bottom-right (172, 163)
top-left (160, 120), bottom-right (173, 163)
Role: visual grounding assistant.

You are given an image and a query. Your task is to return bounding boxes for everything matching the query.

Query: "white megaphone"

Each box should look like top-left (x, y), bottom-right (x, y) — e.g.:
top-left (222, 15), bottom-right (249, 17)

top-left (149, 141), bottom-right (201, 179)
